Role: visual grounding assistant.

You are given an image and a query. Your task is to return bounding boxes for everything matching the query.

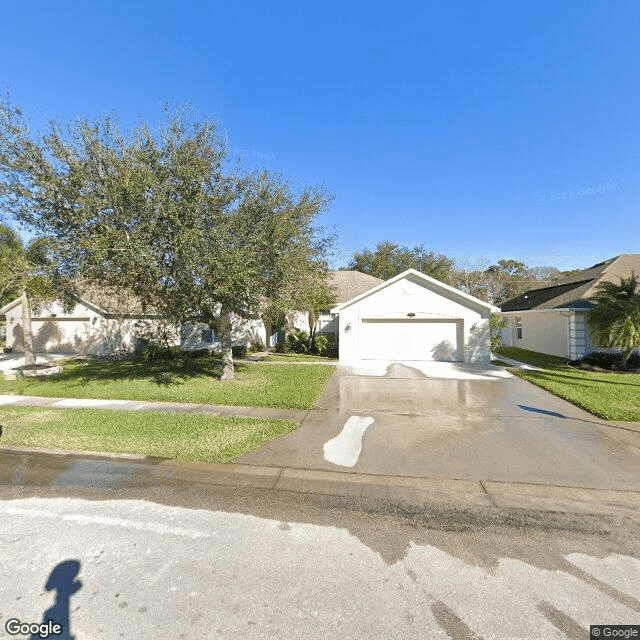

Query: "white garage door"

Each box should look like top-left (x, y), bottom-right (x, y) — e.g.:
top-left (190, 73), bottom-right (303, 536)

top-left (360, 318), bottom-right (462, 361)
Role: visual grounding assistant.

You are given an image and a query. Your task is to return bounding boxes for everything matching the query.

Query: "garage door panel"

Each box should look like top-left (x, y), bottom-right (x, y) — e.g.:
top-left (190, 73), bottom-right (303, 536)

top-left (360, 319), bottom-right (462, 361)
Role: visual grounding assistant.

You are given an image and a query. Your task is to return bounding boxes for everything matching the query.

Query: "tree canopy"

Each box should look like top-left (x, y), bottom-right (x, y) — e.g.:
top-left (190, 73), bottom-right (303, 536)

top-left (347, 242), bottom-right (455, 282)
top-left (0, 101), bottom-right (334, 378)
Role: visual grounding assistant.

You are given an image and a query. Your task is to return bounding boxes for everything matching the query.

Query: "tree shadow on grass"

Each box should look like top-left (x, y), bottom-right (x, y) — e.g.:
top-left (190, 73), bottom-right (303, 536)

top-left (44, 357), bottom-right (250, 387)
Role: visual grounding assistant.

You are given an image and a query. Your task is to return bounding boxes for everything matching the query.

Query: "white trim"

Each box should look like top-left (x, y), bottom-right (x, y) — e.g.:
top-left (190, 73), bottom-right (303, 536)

top-left (331, 269), bottom-right (500, 314)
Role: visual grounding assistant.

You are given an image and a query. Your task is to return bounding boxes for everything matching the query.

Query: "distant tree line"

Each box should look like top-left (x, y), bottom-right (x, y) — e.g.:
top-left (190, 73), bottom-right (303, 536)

top-left (346, 241), bottom-right (571, 304)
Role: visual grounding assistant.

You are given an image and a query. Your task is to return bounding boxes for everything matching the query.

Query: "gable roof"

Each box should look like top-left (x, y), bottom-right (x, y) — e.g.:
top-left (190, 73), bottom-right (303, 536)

top-left (331, 268), bottom-right (500, 314)
top-left (499, 254), bottom-right (640, 311)
top-left (328, 270), bottom-right (384, 305)
top-left (0, 288), bottom-right (159, 318)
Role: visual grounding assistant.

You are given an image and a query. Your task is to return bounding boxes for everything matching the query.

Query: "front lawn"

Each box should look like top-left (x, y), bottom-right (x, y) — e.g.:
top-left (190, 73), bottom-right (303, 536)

top-left (0, 357), bottom-right (334, 410)
top-left (0, 406), bottom-right (296, 462)
top-left (496, 347), bottom-right (640, 422)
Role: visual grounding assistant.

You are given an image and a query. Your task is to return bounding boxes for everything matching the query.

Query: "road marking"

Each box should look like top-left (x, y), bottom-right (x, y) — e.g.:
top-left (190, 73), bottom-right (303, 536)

top-left (323, 416), bottom-right (374, 467)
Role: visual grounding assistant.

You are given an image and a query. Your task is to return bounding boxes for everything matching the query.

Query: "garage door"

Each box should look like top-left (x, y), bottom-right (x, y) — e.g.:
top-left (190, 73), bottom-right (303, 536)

top-left (360, 318), bottom-right (463, 361)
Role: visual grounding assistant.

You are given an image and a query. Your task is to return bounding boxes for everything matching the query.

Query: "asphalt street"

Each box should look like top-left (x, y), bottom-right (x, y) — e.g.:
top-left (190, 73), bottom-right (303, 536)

top-left (1, 450), bottom-right (639, 640)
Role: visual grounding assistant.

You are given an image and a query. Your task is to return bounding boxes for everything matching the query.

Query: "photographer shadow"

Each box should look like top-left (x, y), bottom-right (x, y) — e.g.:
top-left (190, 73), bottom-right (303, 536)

top-left (31, 560), bottom-right (82, 640)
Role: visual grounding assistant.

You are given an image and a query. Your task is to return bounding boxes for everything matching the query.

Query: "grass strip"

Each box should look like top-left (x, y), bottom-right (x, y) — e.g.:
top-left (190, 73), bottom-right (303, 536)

top-left (0, 357), bottom-right (334, 410)
top-left (496, 347), bottom-right (640, 422)
top-left (0, 406), bottom-right (297, 463)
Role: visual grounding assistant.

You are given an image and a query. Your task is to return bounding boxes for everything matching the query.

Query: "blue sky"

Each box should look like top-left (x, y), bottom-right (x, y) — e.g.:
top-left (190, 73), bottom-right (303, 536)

top-left (1, 1), bottom-right (638, 271)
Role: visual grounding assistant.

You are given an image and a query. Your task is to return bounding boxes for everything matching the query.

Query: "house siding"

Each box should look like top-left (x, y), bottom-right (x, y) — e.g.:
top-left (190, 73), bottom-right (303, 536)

top-left (501, 311), bottom-right (570, 358)
top-left (337, 274), bottom-right (492, 365)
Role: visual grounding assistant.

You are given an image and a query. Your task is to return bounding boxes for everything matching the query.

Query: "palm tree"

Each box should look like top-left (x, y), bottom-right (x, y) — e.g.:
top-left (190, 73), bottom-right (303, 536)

top-left (0, 225), bottom-right (57, 366)
top-left (588, 272), bottom-right (640, 369)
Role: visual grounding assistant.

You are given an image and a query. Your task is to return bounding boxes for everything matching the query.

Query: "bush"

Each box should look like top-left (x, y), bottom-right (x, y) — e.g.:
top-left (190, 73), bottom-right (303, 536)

top-left (489, 314), bottom-right (508, 352)
top-left (249, 337), bottom-right (265, 353)
top-left (580, 351), bottom-right (640, 370)
top-left (232, 345), bottom-right (248, 359)
top-left (274, 339), bottom-right (288, 353)
top-left (312, 335), bottom-right (336, 357)
top-left (287, 330), bottom-right (310, 354)
top-left (139, 341), bottom-right (174, 361)
top-left (3, 346), bottom-right (12, 353)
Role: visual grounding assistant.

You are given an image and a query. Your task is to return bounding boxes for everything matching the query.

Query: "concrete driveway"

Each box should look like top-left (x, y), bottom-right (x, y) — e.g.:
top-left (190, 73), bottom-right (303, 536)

top-left (238, 363), bottom-right (640, 491)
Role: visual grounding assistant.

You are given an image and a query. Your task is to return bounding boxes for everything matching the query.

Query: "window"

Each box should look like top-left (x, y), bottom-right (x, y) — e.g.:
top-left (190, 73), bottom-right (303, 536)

top-left (515, 316), bottom-right (522, 339)
top-left (202, 329), bottom-right (215, 343)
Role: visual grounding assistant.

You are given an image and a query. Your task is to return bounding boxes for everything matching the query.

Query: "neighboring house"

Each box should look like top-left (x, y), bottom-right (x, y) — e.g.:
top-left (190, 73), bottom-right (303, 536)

top-left (0, 271), bottom-right (382, 356)
top-left (1, 290), bottom-right (178, 356)
top-left (499, 254), bottom-right (640, 359)
top-left (331, 268), bottom-right (499, 366)
top-left (2, 268), bottom-right (500, 364)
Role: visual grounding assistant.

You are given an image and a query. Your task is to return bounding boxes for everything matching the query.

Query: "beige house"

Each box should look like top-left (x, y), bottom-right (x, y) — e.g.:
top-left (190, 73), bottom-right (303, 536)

top-left (1, 271), bottom-right (383, 356)
top-left (499, 254), bottom-right (640, 359)
top-left (1, 291), bottom-right (177, 356)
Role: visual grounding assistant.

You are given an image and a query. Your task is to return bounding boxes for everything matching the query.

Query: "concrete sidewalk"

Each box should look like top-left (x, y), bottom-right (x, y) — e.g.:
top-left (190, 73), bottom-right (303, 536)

top-left (0, 394), bottom-right (308, 422)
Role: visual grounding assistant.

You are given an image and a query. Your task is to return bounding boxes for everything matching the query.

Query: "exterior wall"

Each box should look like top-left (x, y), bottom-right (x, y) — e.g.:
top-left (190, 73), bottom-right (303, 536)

top-left (316, 312), bottom-right (338, 336)
top-left (337, 275), bottom-right (491, 365)
top-left (182, 315), bottom-right (267, 351)
top-left (5, 299), bottom-right (178, 356)
top-left (500, 311), bottom-right (570, 358)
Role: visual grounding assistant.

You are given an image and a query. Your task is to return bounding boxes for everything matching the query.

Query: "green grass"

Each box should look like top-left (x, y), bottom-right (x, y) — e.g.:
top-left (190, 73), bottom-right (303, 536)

top-left (265, 353), bottom-right (337, 362)
top-left (0, 406), bottom-right (296, 462)
top-left (496, 346), bottom-right (640, 422)
top-left (0, 357), bottom-right (334, 410)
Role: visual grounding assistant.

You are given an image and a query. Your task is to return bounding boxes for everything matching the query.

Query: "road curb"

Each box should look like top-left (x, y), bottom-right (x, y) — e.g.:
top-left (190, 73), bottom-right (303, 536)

top-left (3, 446), bottom-right (638, 520)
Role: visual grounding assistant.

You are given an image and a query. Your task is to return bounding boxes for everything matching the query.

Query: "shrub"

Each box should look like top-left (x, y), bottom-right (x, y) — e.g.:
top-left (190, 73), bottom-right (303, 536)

top-left (3, 346), bottom-right (12, 353)
top-left (581, 351), bottom-right (640, 370)
top-left (287, 329), bottom-right (310, 354)
top-left (274, 339), bottom-right (288, 353)
top-left (489, 314), bottom-right (508, 352)
top-left (312, 335), bottom-right (331, 356)
top-left (140, 341), bottom-right (174, 361)
top-left (232, 345), bottom-right (248, 359)
top-left (249, 337), bottom-right (265, 353)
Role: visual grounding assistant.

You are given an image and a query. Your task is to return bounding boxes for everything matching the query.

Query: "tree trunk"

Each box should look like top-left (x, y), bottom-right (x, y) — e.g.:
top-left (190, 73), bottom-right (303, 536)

top-left (262, 317), bottom-right (272, 350)
top-left (308, 309), bottom-right (318, 353)
top-left (21, 290), bottom-right (35, 366)
top-left (219, 305), bottom-right (235, 380)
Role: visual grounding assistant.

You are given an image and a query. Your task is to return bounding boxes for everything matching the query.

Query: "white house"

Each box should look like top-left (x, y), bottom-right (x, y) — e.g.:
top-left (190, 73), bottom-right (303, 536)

top-left (499, 254), bottom-right (640, 359)
top-left (2, 269), bottom-right (500, 364)
top-left (1, 291), bottom-right (179, 356)
top-left (0, 271), bottom-right (382, 356)
top-left (331, 268), bottom-right (499, 367)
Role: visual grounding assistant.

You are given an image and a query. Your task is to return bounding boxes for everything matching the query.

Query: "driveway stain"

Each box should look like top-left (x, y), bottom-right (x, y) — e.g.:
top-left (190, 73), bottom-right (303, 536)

top-left (323, 416), bottom-right (374, 467)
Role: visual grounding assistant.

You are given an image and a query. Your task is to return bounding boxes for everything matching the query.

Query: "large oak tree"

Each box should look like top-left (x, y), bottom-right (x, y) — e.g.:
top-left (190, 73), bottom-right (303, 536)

top-left (0, 101), bottom-right (333, 379)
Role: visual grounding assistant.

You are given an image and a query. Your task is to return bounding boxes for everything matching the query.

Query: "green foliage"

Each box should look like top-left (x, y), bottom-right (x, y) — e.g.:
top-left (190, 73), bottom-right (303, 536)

top-left (287, 329), bottom-right (310, 354)
top-left (348, 241), bottom-right (455, 282)
top-left (489, 314), bottom-right (508, 352)
top-left (588, 273), bottom-right (640, 368)
top-left (1, 406), bottom-right (298, 463)
top-left (274, 339), bottom-right (288, 353)
top-left (312, 335), bottom-right (329, 356)
top-left (0, 357), bottom-right (335, 409)
top-left (231, 345), bottom-right (247, 359)
top-left (0, 99), bottom-right (334, 379)
top-left (138, 341), bottom-right (176, 362)
top-left (578, 351), bottom-right (640, 370)
top-left (249, 337), bottom-right (265, 353)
